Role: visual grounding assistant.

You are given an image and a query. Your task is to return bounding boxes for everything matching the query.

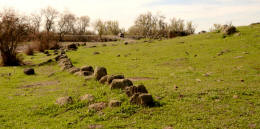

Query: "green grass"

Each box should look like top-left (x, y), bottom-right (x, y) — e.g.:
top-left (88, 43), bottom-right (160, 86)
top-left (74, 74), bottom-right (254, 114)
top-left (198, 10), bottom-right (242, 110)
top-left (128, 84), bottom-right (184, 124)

top-left (0, 24), bottom-right (260, 129)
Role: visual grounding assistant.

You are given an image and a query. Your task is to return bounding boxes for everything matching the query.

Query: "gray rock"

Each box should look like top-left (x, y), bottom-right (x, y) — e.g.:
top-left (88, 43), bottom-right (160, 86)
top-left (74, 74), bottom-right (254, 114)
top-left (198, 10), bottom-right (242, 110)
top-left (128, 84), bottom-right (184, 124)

top-left (109, 100), bottom-right (122, 107)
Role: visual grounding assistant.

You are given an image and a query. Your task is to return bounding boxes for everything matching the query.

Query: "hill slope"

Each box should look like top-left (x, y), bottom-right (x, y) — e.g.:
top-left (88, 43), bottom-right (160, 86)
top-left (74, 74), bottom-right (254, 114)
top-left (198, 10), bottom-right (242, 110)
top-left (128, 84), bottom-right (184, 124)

top-left (0, 24), bottom-right (259, 128)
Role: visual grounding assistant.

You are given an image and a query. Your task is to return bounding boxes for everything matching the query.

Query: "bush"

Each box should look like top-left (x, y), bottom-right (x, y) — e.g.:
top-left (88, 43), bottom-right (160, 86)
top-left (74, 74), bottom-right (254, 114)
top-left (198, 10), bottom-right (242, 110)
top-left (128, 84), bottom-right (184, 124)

top-left (0, 9), bottom-right (29, 66)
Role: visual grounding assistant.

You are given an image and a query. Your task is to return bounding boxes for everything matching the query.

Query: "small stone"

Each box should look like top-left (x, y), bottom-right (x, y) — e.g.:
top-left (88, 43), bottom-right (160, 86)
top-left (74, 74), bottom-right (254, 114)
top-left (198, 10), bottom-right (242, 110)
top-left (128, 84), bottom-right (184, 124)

top-left (124, 41), bottom-right (128, 45)
top-left (88, 102), bottom-right (107, 111)
top-left (88, 124), bottom-right (103, 129)
top-left (117, 54), bottom-right (120, 57)
top-left (85, 75), bottom-right (94, 81)
top-left (241, 79), bottom-right (245, 82)
top-left (56, 96), bottom-right (73, 106)
top-left (130, 93), bottom-right (154, 106)
top-left (196, 79), bottom-right (201, 82)
top-left (24, 68), bottom-right (35, 75)
top-left (233, 95), bottom-right (239, 99)
top-left (93, 52), bottom-right (100, 55)
top-left (109, 100), bottom-right (122, 107)
top-left (80, 94), bottom-right (95, 102)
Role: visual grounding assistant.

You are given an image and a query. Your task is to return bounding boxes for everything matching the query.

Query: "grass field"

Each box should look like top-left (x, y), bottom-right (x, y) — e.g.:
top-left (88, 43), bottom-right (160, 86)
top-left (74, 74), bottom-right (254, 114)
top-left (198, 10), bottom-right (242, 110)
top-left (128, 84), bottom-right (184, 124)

top-left (0, 24), bottom-right (259, 129)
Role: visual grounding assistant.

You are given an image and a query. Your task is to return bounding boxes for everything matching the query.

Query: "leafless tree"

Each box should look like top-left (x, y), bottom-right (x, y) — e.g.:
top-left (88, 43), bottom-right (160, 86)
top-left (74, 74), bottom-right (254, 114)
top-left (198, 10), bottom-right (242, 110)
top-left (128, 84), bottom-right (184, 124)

top-left (30, 12), bottom-right (42, 34)
top-left (94, 19), bottom-right (106, 39)
top-left (77, 16), bottom-right (90, 35)
top-left (41, 6), bottom-right (59, 33)
top-left (106, 20), bottom-right (120, 35)
top-left (0, 9), bottom-right (29, 66)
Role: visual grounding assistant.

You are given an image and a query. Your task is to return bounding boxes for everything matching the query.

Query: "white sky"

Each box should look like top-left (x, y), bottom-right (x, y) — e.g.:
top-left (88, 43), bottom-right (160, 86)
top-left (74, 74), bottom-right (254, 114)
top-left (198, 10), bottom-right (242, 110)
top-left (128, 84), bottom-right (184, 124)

top-left (1, 0), bottom-right (260, 31)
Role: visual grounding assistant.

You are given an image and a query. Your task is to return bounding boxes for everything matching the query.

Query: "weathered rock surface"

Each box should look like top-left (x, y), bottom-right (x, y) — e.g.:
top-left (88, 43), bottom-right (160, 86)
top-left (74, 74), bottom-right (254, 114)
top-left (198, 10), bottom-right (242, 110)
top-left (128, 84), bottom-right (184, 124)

top-left (130, 93), bottom-right (154, 106)
top-left (80, 94), bottom-right (95, 102)
top-left (125, 85), bottom-right (148, 97)
top-left (94, 67), bottom-right (107, 81)
top-left (56, 96), bottom-right (73, 106)
top-left (109, 100), bottom-right (122, 107)
top-left (88, 102), bottom-right (107, 111)
top-left (110, 79), bottom-right (133, 90)
top-left (107, 75), bottom-right (124, 84)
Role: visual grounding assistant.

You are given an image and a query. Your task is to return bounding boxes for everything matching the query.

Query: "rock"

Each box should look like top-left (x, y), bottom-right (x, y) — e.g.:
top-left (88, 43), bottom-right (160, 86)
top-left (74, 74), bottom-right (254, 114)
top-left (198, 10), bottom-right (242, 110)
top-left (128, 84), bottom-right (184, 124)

top-left (109, 100), bottom-right (122, 107)
top-left (125, 85), bottom-right (148, 97)
top-left (80, 94), bottom-right (95, 102)
top-left (67, 43), bottom-right (77, 50)
top-left (107, 75), bottom-right (124, 84)
top-left (74, 71), bottom-right (93, 76)
top-left (196, 79), bottom-right (201, 82)
top-left (124, 41), bottom-right (128, 45)
top-left (223, 25), bottom-right (237, 35)
top-left (89, 45), bottom-right (97, 48)
top-left (233, 95), bottom-right (239, 99)
top-left (88, 124), bottom-right (103, 129)
top-left (94, 67), bottom-right (107, 81)
top-left (85, 75), bottom-right (94, 81)
top-left (60, 49), bottom-right (65, 54)
top-left (44, 51), bottom-right (49, 54)
top-left (117, 54), bottom-right (120, 57)
top-left (93, 52), bottom-right (100, 55)
top-left (110, 79), bottom-right (133, 90)
top-left (81, 66), bottom-right (94, 72)
top-left (99, 75), bottom-right (108, 84)
top-left (68, 67), bottom-right (80, 74)
top-left (139, 93), bottom-right (154, 106)
top-left (24, 68), bottom-right (35, 75)
top-left (102, 44), bottom-right (107, 47)
top-left (164, 127), bottom-right (174, 129)
top-left (56, 96), bottom-right (73, 106)
top-left (130, 93), bottom-right (154, 106)
top-left (88, 102), bottom-right (107, 111)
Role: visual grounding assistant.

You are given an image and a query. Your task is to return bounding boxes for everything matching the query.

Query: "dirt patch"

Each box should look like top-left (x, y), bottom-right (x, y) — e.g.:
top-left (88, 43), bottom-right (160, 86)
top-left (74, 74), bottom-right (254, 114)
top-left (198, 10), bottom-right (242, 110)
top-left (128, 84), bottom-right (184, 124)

top-left (128, 77), bottom-right (155, 81)
top-left (20, 80), bottom-right (60, 89)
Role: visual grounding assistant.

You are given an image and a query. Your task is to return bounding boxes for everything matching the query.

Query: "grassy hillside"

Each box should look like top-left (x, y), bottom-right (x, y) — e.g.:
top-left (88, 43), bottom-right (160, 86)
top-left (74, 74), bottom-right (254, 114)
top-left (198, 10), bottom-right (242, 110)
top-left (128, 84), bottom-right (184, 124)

top-left (0, 24), bottom-right (259, 129)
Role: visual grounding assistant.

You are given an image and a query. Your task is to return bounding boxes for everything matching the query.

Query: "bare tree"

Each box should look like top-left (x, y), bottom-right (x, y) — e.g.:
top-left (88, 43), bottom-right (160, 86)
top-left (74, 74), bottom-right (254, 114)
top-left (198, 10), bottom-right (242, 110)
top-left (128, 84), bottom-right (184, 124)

top-left (94, 19), bottom-right (106, 39)
top-left (41, 6), bottom-right (59, 33)
top-left (30, 12), bottom-right (42, 34)
top-left (77, 16), bottom-right (90, 35)
top-left (0, 9), bottom-right (29, 66)
top-left (185, 21), bottom-right (196, 35)
top-left (63, 12), bottom-right (76, 34)
top-left (106, 20), bottom-right (120, 35)
top-left (57, 14), bottom-right (67, 41)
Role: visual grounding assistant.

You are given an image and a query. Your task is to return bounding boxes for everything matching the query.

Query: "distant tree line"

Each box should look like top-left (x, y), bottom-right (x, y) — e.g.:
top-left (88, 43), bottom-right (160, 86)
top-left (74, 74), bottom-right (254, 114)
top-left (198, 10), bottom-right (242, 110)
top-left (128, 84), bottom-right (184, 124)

top-left (127, 12), bottom-right (196, 39)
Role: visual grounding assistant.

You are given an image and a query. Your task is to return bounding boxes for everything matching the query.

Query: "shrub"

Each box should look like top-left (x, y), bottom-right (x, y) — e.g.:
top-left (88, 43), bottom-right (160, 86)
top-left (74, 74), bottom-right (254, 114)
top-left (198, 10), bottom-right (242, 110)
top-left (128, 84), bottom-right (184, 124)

top-left (0, 9), bottom-right (29, 66)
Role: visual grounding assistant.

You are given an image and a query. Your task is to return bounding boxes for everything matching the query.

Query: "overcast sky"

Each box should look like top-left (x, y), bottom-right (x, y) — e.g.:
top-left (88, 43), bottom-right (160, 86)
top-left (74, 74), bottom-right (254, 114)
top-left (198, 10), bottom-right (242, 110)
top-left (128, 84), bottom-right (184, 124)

top-left (1, 0), bottom-right (260, 31)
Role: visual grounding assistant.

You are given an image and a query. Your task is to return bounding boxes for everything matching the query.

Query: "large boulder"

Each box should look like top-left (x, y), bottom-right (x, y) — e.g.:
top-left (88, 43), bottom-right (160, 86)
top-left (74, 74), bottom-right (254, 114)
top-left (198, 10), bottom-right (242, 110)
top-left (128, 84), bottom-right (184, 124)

top-left (24, 68), bottom-right (35, 75)
top-left (88, 102), bottom-right (107, 111)
top-left (94, 67), bottom-right (107, 81)
top-left (56, 96), bottom-right (73, 106)
top-left (107, 75), bottom-right (124, 84)
top-left (81, 66), bottom-right (94, 72)
top-left (125, 85), bottom-right (148, 97)
top-left (67, 43), bottom-right (77, 50)
top-left (130, 93), bottom-right (154, 107)
top-left (110, 79), bottom-right (133, 90)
